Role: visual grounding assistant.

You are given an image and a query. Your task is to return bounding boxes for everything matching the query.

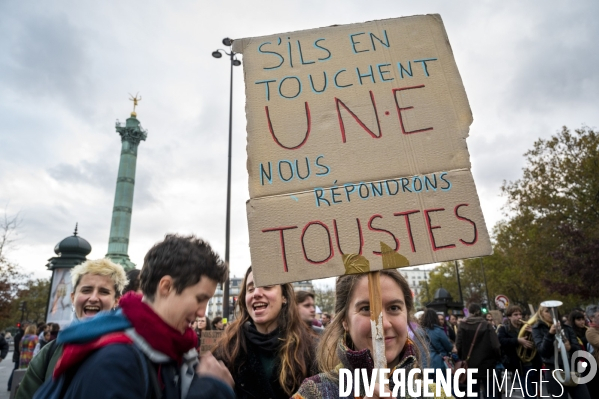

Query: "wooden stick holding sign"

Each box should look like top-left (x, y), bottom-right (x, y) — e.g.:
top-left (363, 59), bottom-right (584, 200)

top-left (344, 242), bottom-right (411, 369)
top-left (368, 271), bottom-right (386, 369)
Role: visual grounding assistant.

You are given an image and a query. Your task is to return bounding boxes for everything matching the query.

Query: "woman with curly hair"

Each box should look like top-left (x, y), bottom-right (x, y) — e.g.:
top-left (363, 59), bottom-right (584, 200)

top-left (292, 269), bottom-right (449, 399)
top-left (421, 308), bottom-right (455, 381)
top-left (213, 266), bottom-right (316, 399)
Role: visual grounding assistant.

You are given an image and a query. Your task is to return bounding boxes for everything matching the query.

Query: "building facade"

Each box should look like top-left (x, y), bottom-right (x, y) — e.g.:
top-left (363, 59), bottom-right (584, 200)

top-left (399, 266), bottom-right (432, 307)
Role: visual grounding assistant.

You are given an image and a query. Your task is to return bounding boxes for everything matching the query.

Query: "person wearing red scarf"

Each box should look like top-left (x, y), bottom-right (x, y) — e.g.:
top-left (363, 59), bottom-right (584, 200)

top-left (35, 234), bottom-right (234, 399)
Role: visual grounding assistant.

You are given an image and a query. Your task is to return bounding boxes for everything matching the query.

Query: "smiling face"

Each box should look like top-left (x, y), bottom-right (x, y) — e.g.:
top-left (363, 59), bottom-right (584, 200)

top-left (343, 275), bottom-right (408, 368)
top-left (70, 274), bottom-right (118, 319)
top-left (245, 272), bottom-right (285, 334)
top-left (150, 276), bottom-right (217, 333)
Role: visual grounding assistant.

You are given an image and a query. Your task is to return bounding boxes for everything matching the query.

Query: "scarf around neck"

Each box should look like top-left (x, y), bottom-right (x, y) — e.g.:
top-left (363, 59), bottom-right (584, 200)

top-left (120, 292), bottom-right (197, 364)
top-left (243, 321), bottom-right (282, 352)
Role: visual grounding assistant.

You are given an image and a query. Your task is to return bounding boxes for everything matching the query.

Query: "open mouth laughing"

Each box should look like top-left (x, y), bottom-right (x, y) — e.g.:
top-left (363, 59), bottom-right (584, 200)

top-left (83, 305), bottom-right (101, 317)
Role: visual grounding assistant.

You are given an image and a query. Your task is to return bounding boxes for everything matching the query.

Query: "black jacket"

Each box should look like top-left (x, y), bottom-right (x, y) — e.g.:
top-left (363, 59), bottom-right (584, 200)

top-left (532, 320), bottom-right (582, 367)
top-left (456, 316), bottom-right (500, 372)
top-left (497, 322), bottom-right (521, 372)
top-left (441, 322), bottom-right (456, 343)
top-left (12, 329), bottom-right (24, 363)
top-left (222, 340), bottom-right (288, 399)
top-left (0, 334), bottom-right (8, 360)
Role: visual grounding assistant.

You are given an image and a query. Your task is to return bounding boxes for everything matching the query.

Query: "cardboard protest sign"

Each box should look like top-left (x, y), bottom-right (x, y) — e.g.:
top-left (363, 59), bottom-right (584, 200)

top-left (233, 14), bottom-right (492, 286)
top-left (199, 330), bottom-right (224, 356)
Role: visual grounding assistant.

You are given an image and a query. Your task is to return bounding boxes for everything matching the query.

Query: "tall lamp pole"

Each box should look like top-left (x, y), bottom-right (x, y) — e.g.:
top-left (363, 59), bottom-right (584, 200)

top-left (454, 260), bottom-right (464, 305)
top-left (480, 258), bottom-right (491, 309)
top-left (212, 38), bottom-right (241, 320)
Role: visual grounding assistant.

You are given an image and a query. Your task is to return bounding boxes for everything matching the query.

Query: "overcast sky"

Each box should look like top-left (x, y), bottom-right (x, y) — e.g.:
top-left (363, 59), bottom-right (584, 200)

top-left (0, 1), bottom-right (597, 282)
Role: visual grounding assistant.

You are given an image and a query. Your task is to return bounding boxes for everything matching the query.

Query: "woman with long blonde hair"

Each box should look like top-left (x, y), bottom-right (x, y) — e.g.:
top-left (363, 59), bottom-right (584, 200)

top-left (213, 266), bottom-right (316, 399)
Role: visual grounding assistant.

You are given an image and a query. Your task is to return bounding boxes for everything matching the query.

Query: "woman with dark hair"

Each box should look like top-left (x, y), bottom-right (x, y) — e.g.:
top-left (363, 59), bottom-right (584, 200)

top-left (421, 308), bottom-right (454, 381)
top-left (122, 268), bottom-right (142, 295)
top-left (292, 269), bottom-right (447, 399)
top-left (569, 310), bottom-right (588, 349)
top-left (212, 316), bottom-right (224, 330)
top-left (213, 266), bottom-right (316, 399)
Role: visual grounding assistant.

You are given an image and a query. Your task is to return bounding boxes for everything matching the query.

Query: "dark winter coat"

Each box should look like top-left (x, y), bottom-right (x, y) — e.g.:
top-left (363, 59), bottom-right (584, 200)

top-left (440, 322), bottom-right (456, 343)
top-left (456, 316), bottom-right (500, 373)
top-left (13, 329), bottom-right (24, 363)
top-left (60, 344), bottom-right (233, 399)
top-left (32, 310), bottom-right (235, 399)
top-left (220, 340), bottom-right (288, 399)
top-left (532, 320), bottom-right (582, 367)
top-left (0, 334), bottom-right (8, 360)
top-left (497, 321), bottom-right (524, 372)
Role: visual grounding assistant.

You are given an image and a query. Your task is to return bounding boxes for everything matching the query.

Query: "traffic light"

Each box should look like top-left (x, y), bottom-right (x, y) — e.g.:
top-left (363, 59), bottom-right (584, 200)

top-left (481, 302), bottom-right (489, 314)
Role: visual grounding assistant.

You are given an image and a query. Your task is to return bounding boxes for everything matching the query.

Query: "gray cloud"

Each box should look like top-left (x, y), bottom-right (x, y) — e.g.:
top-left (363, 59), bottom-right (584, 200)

top-left (0, 9), bottom-right (93, 112)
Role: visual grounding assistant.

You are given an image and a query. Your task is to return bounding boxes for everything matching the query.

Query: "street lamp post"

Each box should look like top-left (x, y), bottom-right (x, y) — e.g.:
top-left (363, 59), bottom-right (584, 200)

top-left (454, 260), bottom-right (464, 305)
top-left (212, 38), bottom-right (241, 320)
top-left (480, 257), bottom-right (491, 309)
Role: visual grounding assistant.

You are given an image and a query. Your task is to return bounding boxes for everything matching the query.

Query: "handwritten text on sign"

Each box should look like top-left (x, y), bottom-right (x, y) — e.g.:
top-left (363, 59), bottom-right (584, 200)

top-left (234, 15), bottom-right (491, 286)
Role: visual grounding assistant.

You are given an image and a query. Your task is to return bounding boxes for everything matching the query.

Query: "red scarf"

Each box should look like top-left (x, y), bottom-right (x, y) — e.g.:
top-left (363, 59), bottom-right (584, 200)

top-left (54, 293), bottom-right (197, 378)
top-left (120, 292), bottom-right (198, 364)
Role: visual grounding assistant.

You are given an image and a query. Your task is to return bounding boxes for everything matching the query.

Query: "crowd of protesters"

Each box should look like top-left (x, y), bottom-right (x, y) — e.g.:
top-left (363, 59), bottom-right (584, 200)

top-left (4, 233), bottom-right (599, 398)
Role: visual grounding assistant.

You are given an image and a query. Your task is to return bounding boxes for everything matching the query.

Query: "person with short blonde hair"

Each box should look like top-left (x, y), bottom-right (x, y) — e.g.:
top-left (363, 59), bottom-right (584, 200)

top-left (70, 258), bottom-right (128, 298)
top-left (16, 258), bottom-right (127, 399)
top-left (35, 234), bottom-right (234, 399)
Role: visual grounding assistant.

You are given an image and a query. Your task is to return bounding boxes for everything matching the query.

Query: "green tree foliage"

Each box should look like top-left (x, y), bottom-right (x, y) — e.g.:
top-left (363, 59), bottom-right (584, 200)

top-left (496, 126), bottom-right (599, 306)
top-left (4, 278), bottom-right (51, 329)
top-left (419, 127), bottom-right (598, 312)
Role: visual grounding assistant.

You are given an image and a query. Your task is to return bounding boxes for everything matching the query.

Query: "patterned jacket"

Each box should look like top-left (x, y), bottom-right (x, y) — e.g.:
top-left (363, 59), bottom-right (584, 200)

top-left (292, 338), bottom-right (451, 399)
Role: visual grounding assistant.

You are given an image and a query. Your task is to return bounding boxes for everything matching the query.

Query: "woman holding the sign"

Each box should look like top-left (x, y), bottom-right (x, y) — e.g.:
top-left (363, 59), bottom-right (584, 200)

top-left (292, 269), bottom-right (448, 399)
top-left (213, 266), bottom-right (316, 399)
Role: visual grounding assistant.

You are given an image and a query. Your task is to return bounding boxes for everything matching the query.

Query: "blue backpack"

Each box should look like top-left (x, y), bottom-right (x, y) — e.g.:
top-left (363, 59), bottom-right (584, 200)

top-left (32, 343), bottom-right (161, 399)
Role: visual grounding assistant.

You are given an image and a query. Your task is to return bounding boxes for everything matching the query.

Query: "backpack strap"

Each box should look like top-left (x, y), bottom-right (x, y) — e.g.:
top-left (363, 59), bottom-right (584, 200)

top-left (466, 322), bottom-right (484, 361)
top-left (131, 344), bottom-right (162, 399)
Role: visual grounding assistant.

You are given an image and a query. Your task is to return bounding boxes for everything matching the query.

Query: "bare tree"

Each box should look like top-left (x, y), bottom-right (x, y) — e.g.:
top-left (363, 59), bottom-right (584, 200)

top-left (0, 208), bottom-right (22, 259)
top-left (0, 209), bottom-right (26, 322)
